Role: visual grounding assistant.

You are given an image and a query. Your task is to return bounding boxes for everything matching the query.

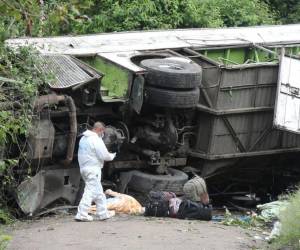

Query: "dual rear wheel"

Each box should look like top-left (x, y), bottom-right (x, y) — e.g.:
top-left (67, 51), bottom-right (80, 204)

top-left (141, 58), bottom-right (202, 108)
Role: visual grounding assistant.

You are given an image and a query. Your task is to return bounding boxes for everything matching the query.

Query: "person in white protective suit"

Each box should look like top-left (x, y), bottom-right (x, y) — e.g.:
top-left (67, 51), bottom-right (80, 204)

top-left (75, 122), bottom-right (116, 222)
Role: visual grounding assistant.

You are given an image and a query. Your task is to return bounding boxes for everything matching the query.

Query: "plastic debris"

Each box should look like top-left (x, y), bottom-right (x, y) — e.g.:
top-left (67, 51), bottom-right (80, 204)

top-left (257, 200), bottom-right (289, 222)
top-left (265, 221), bottom-right (281, 242)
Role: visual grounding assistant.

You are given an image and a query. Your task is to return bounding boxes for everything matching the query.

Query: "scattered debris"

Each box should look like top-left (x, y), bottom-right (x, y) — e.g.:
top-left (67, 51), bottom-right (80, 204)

top-left (34, 206), bottom-right (77, 218)
top-left (257, 200), bottom-right (289, 222)
top-left (265, 221), bottom-right (281, 242)
top-left (221, 209), bottom-right (265, 229)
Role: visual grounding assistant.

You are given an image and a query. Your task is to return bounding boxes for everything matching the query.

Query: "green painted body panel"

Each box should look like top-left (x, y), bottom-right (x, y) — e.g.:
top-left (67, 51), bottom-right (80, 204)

top-left (83, 56), bottom-right (129, 98)
top-left (199, 45), bottom-right (300, 66)
top-left (226, 48), bottom-right (245, 64)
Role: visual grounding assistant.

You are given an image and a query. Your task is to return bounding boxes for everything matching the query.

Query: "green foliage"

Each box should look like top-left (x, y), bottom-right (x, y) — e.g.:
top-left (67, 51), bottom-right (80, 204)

top-left (0, 46), bottom-right (47, 142)
top-left (75, 0), bottom-right (275, 33)
top-left (0, 45), bottom-right (48, 217)
top-left (0, 233), bottom-right (11, 250)
top-left (272, 187), bottom-right (300, 249)
top-left (222, 208), bottom-right (265, 229)
top-left (0, 209), bottom-right (13, 225)
top-left (264, 0), bottom-right (300, 24)
top-left (0, 0), bottom-right (279, 39)
top-left (0, 0), bottom-right (94, 38)
top-left (215, 0), bottom-right (276, 27)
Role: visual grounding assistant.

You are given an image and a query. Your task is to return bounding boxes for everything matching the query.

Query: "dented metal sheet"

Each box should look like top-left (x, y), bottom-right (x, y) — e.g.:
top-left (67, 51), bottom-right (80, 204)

top-left (274, 53), bottom-right (300, 133)
top-left (17, 167), bottom-right (80, 215)
top-left (6, 24), bottom-right (300, 72)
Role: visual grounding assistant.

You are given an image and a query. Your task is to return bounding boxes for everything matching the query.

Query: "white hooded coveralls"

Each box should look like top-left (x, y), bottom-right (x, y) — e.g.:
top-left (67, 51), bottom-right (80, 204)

top-left (76, 130), bottom-right (116, 219)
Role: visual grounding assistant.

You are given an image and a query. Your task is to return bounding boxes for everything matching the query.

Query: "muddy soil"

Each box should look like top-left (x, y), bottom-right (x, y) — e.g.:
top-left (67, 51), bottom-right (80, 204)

top-left (6, 214), bottom-right (266, 250)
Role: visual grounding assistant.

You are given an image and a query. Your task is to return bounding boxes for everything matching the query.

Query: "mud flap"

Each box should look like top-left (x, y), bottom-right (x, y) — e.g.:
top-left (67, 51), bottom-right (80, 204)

top-left (130, 75), bottom-right (144, 114)
top-left (16, 167), bottom-right (80, 215)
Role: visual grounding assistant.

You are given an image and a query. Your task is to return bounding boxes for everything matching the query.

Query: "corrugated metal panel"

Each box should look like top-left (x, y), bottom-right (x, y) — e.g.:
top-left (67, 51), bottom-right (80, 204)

top-left (217, 88), bottom-right (253, 109)
top-left (195, 111), bottom-right (289, 155)
top-left (216, 86), bottom-right (276, 109)
top-left (254, 86), bottom-right (276, 107)
top-left (212, 113), bottom-right (271, 135)
top-left (257, 66), bottom-right (278, 84)
top-left (256, 130), bottom-right (281, 150)
top-left (39, 55), bottom-right (94, 89)
top-left (196, 56), bottom-right (279, 110)
top-left (221, 68), bottom-right (258, 88)
top-left (282, 132), bottom-right (298, 147)
top-left (210, 134), bottom-right (238, 154)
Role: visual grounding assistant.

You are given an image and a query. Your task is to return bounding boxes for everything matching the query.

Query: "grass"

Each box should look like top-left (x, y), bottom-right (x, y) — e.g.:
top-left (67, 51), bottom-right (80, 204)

top-left (0, 234), bottom-right (11, 250)
top-left (272, 187), bottom-right (300, 249)
top-left (0, 208), bottom-right (13, 250)
top-left (0, 209), bottom-right (13, 225)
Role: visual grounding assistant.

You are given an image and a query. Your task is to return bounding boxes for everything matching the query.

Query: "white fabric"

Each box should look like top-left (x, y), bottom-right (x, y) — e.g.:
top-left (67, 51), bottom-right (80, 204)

top-left (76, 129), bottom-right (116, 219)
top-left (78, 130), bottom-right (116, 170)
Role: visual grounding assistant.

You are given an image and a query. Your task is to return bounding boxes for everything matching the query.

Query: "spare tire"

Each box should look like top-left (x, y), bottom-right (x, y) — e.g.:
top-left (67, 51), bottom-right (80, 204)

top-left (145, 86), bottom-right (199, 108)
top-left (128, 168), bottom-right (188, 194)
top-left (141, 58), bottom-right (202, 89)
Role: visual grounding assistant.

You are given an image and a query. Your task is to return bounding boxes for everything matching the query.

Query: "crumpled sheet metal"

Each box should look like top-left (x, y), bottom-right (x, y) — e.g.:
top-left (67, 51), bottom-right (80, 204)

top-left (17, 168), bottom-right (80, 215)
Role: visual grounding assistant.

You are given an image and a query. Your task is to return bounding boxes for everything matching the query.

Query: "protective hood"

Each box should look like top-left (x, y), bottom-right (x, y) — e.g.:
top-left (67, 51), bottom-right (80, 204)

top-left (82, 130), bottom-right (97, 137)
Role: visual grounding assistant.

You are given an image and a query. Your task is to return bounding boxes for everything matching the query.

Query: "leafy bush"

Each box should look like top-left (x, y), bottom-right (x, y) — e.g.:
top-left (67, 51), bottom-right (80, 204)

top-left (0, 0), bottom-right (277, 39)
top-left (273, 188), bottom-right (300, 249)
top-left (215, 0), bottom-right (276, 27)
top-left (78, 0), bottom-right (275, 33)
top-left (0, 45), bottom-right (49, 217)
top-left (0, 209), bottom-right (13, 225)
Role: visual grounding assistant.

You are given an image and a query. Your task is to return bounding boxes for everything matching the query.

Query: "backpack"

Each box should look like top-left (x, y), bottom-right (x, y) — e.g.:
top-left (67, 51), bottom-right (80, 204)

top-left (144, 191), bottom-right (175, 217)
top-left (177, 199), bottom-right (212, 221)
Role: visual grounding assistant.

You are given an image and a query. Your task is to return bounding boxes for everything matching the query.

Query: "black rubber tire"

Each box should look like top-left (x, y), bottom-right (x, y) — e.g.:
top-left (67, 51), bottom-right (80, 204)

top-left (145, 86), bottom-right (200, 108)
top-left (128, 168), bottom-right (188, 194)
top-left (141, 58), bottom-right (202, 89)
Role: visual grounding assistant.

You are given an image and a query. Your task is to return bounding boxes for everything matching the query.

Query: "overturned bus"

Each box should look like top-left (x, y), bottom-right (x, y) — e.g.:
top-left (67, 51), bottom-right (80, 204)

top-left (6, 24), bottom-right (300, 214)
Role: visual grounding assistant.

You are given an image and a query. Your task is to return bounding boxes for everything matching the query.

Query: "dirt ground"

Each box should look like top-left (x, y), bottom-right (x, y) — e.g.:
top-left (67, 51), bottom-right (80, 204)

top-left (5, 213), bottom-right (266, 250)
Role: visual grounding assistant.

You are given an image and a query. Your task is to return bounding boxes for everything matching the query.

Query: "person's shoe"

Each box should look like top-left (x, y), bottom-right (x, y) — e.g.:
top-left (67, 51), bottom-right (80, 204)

top-left (75, 213), bottom-right (93, 222)
top-left (94, 210), bottom-right (115, 221)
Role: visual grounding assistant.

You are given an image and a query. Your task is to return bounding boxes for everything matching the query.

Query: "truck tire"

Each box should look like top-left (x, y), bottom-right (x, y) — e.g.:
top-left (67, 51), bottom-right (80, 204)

top-left (141, 58), bottom-right (202, 89)
top-left (128, 168), bottom-right (188, 194)
top-left (145, 86), bottom-right (200, 108)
